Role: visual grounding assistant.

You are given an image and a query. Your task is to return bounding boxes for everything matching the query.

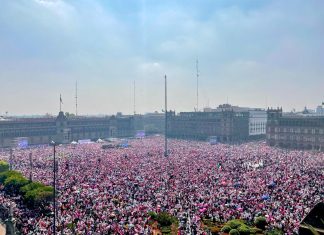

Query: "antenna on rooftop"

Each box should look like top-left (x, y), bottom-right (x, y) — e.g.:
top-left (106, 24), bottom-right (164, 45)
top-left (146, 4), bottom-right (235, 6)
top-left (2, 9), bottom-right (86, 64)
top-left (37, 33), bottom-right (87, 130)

top-left (133, 80), bottom-right (136, 115)
top-left (164, 75), bottom-right (168, 157)
top-left (75, 81), bottom-right (78, 116)
top-left (196, 58), bottom-right (199, 112)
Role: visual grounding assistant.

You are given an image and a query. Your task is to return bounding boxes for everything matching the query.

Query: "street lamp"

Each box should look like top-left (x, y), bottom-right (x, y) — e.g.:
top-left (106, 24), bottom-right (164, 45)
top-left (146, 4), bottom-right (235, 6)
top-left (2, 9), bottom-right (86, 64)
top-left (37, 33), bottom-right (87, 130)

top-left (9, 148), bottom-right (13, 170)
top-left (50, 140), bottom-right (57, 235)
top-left (29, 152), bottom-right (33, 181)
top-left (164, 75), bottom-right (168, 157)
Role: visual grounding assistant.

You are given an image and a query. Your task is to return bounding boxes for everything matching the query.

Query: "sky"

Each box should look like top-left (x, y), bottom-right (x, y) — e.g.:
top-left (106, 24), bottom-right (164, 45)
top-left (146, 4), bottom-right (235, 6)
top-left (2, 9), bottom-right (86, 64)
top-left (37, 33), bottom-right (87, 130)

top-left (0, 0), bottom-right (323, 115)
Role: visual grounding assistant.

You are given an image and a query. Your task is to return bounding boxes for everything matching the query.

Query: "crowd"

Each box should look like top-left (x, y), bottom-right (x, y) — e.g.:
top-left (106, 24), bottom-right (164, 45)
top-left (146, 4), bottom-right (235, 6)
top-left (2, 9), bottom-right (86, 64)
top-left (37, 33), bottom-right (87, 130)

top-left (0, 137), bottom-right (323, 234)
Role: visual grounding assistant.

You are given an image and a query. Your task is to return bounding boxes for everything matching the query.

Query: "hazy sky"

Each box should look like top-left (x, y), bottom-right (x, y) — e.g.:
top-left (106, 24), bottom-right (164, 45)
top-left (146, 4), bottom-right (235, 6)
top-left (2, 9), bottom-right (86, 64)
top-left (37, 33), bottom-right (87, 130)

top-left (0, 0), bottom-right (323, 115)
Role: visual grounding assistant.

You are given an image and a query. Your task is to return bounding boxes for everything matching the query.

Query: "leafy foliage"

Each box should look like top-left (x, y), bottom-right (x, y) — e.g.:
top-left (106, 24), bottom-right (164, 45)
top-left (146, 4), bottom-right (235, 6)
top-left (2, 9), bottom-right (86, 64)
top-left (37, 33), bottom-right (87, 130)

top-left (0, 161), bottom-right (9, 173)
top-left (229, 229), bottom-right (240, 235)
top-left (4, 174), bottom-right (29, 194)
top-left (0, 170), bottom-right (23, 184)
top-left (23, 185), bottom-right (53, 207)
top-left (210, 226), bottom-right (221, 235)
top-left (148, 211), bottom-right (157, 220)
top-left (0, 168), bottom-right (53, 208)
top-left (238, 224), bottom-right (251, 235)
top-left (161, 226), bottom-right (172, 234)
top-left (226, 219), bottom-right (245, 229)
top-left (156, 212), bottom-right (177, 226)
top-left (221, 225), bottom-right (232, 233)
top-left (266, 228), bottom-right (284, 235)
top-left (254, 216), bottom-right (267, 230)
top-left (250, 227), bottom-right (263, 233)
top-left (20, 182), bottom-right (45, 194)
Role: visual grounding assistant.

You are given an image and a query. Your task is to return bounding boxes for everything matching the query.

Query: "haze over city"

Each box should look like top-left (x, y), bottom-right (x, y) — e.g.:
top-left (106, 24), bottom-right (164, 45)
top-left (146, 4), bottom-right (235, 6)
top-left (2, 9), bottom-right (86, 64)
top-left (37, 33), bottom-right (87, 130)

top-left (1, 1), bottom-right (324, 234)
top-left (0, 0), bottom-right (324, 115)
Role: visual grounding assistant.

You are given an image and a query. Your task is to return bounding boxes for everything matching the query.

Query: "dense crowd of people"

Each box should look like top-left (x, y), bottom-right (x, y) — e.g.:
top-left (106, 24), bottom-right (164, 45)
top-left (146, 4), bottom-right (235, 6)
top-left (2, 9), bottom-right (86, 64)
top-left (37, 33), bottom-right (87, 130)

top-left (0, 137), bottom-right (323, 234)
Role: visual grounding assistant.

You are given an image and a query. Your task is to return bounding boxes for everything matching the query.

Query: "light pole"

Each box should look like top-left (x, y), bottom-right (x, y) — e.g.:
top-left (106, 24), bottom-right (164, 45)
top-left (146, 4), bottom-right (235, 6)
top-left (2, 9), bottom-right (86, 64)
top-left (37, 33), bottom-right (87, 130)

top-left (164, 74), bottom-right (168, 157)
top-left (51, 141), bottom-right (57, 235)
top-left (9, 148), bottom-right (13, 170)
top-left (29, 152), bottom-right (33, 181)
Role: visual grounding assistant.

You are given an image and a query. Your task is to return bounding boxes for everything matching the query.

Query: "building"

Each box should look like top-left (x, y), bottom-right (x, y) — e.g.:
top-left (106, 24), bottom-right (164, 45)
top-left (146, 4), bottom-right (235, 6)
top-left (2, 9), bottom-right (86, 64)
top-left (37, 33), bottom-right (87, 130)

top-left (0, 111), bottom-right (135, 148)
top-left (266, 108), bottom-right (324, 150)
top-left (134, 112), bottom-right (165, 135)
top-left (167, 104), bottom-right (267, 142)
top-left (316, 104), bottom-right (324, 115)
top-left (204, 104), bottom-right (267, 138)
top-left (248, 109), bottom-right (267, 138)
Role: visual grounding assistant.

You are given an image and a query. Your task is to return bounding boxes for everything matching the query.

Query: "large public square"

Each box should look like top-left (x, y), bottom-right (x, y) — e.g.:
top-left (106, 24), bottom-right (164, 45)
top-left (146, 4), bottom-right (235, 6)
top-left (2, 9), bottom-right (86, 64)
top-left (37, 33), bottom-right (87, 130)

top-left (0, 137), bottom-right (323, 234)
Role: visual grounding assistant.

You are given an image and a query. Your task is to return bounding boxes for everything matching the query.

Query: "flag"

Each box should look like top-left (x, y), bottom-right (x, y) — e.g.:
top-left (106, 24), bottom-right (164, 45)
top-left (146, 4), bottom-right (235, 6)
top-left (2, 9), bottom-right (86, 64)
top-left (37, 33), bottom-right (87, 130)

top-left (60, 94), bottom-right (63, 104)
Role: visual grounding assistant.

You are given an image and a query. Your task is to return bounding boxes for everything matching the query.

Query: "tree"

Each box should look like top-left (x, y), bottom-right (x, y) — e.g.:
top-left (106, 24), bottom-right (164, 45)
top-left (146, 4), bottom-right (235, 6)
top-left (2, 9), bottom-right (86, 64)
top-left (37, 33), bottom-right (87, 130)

top-left (0, 170), bottom-right (23, 184)
top-left (0, 161), bottom-right (9, 173)
top-left (23, 184), bottom-right (53, 208)
top-left (20, 182), bottom-right (44, 194)
top-left (255, 216), bottom-right (267, 230)
top-left (4, 175), bottom-right (29, 195)
top-left (229, 229), bottom-right (240, 235)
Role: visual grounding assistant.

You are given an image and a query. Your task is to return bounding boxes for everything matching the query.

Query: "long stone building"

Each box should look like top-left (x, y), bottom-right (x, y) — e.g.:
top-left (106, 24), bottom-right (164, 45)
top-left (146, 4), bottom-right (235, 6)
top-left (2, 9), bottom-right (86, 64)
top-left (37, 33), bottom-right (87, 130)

top-left (266, 108), bottom-right (324, 150)
top-left (167, 104), bottom-right (266, 142)
top-left (167, 110), bottom-right (250, 142)
top-left (134, 112), bottom-right (165, 135)
top-left (0, 111), bottom-right (135, 148)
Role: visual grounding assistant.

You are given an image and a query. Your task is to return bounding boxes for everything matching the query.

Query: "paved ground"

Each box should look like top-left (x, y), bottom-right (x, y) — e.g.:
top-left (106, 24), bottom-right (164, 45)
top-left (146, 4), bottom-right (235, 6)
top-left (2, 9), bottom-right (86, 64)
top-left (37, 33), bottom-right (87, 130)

top-left (0, 224), bottom-right (5, 235)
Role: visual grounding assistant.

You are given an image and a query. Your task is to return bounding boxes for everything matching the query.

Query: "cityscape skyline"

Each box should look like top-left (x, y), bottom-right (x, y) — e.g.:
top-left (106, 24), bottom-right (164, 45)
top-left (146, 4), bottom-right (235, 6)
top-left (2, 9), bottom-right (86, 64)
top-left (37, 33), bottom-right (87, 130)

top-left (0, 0), bottom-right (324, 115)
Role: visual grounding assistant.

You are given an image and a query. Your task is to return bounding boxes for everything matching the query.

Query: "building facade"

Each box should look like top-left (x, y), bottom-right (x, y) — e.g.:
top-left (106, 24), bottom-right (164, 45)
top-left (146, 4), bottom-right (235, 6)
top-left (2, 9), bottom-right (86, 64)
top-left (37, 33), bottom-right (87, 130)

top-left (266, 108), bottom-right (324, 150)
top-left (249, 109), bottom-right (267, 137)
top-left (0, 111), bottom-right (135, 148)
top-left (167, 110), bottom-right (250, 142)
top-left (134, 112), bottom-right (165, 135)
top-left (205, 104), bottom-right (267, 138)
top-left (168, 104), bottom-right (267, 142)
top-left (316, 105), bottom-right (324, 115)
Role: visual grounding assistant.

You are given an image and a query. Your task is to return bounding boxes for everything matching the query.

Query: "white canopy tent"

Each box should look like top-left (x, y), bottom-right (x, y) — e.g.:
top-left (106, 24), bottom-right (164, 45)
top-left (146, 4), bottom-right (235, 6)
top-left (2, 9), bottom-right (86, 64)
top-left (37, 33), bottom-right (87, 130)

top-left (96, 138), bottom-right (104, 143)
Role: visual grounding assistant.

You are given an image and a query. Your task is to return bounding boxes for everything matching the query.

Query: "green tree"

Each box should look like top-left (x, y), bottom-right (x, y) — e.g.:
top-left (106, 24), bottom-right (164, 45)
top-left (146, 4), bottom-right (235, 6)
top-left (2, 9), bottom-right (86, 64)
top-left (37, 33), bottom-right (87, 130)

top-left (221, 225), bottom-right (232, 233)
top-left (255, 216), bottom-right (267, 230)
top-left (4, 175), bottom-right (29, 194)
top-left (238, 225), bottom-right (251, 235)
top-left (0, 161), bottom-right (9, 173)
top-left (23, 185), bottom-right (53, 207)
top-left (0, 170), bottom-right (22, 184)
top-left (229, 229), bottom-right (240, 235)
top-left (156, 212), bottom-right (174, 226)
top-left (21, 182), bottom-right (44, 194)
top-left (226, 219), bottom-right (245, 229)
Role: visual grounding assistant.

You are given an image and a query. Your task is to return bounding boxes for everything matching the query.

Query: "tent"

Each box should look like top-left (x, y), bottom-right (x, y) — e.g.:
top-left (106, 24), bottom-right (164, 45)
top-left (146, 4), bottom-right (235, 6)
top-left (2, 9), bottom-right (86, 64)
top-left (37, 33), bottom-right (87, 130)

top-left (71, 141), bottom-right (78, 145)
top-left (96, 138), bottom-right (104, 143)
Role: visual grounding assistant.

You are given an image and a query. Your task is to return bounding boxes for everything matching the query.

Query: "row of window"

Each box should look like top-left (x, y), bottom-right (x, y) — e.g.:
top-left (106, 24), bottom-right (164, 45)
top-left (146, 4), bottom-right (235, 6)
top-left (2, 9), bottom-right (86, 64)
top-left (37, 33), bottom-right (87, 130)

top-left (0, 131), bottom-right (56, 138)
top-left (272, 127), bottom-right (324, 134)
top-left (250, 127), bottom-right (266, 133)
top-left (268, 134), bottom-right (324, 142)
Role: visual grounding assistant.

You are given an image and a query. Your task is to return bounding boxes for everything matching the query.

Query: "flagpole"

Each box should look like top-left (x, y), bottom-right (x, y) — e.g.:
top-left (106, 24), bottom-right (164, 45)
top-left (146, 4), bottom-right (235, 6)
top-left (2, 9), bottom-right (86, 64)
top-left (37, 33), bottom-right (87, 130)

top-left (164, 75), bottom-right (168, 157)
top-left (60, 94), bottom-right (62, 112)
